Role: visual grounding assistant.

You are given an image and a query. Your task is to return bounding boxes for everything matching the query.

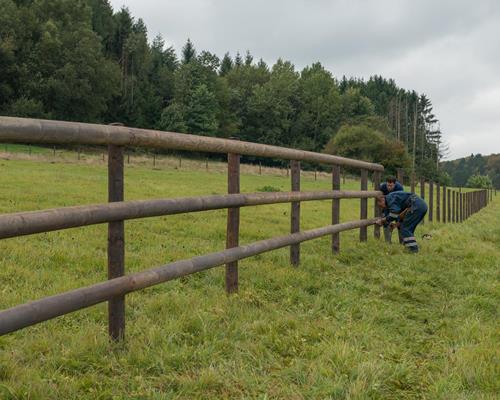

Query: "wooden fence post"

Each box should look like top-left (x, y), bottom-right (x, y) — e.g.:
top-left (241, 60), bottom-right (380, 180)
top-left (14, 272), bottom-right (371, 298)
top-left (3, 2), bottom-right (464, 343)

top-left (290, 160), bottom-right (300, 267)
top-left (420, 178), bottom-right (425, 224)
top-left (108, 144), bottom-right (125, 341)
top-left (373, 171), bottom-right (381, 239)
top-left (397, 168), bottom-right (404, 185)
top-left (332, 165), bottom-right (341, 253)
top-left (226, 152), bottom-right (240, 294)
top-left (446, 189), bottom-right (452, 222)
top-left (428, 181), bottom-right (434, 222)
top-left (459, 190), bottom-right (463, 222)
top-left (452, 190), bottom-right (456, 223)
top-left (436, 183), bottom-right (441, 222)
top-left (107, 123), bottom-right (125, 342)
top-left (442, 186), bottom-right (447, 224)
top-left (360, 169), bottom-right (368, 242)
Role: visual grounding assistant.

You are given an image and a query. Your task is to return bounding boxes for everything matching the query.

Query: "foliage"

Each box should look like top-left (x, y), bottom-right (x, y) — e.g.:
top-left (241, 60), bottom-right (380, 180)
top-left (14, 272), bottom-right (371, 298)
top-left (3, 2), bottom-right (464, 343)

top-left (466, 174), bottom-right (493, 189)
top-left (324, 124), bottom-right (410, 175)
top-left (442, 153), bottom-right (500, 189)
top-left (0, 0), bottom-right (446, 174)
top-left (256, 185), bottom-right (281, 192)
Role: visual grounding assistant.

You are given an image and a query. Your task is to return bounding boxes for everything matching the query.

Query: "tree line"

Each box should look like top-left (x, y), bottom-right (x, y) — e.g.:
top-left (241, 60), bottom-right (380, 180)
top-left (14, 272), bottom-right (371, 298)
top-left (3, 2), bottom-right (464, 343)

top-left (1, 0), bottom-right (447, 178)
top-left (442, 154), bottom-right (499, 189)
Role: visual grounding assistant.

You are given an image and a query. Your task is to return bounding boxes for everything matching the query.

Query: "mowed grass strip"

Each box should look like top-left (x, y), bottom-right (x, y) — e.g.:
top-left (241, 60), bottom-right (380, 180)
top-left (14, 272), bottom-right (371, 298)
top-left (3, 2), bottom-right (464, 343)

top-left (0, 158), bottom-right (498, 399)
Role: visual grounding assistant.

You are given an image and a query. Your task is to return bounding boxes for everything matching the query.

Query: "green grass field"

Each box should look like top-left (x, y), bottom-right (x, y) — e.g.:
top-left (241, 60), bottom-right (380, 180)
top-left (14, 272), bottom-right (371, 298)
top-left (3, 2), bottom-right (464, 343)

top-left (0, 155), bottom-right (498, 399)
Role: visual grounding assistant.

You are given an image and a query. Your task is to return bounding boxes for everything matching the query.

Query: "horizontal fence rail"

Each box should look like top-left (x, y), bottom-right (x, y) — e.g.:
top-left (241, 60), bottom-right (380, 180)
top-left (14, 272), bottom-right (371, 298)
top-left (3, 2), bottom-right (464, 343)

top-left (0, 117), bottom-right (383, 171)
top-left (0, 190), bottom-right (381, 240)
top-left (0, 219), bottom-right (378, 336)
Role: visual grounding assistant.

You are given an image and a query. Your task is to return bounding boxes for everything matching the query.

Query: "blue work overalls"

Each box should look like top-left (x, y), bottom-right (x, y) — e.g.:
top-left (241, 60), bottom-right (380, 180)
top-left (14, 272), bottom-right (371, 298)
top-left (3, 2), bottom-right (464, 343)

top-left (385, 191), bottom-right (428, 252)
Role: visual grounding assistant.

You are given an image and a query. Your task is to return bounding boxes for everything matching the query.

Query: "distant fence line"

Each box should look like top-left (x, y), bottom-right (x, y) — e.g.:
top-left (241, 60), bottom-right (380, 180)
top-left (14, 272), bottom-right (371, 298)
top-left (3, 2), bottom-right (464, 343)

top-left (0, 117), bottom-right (384, 341)
top-left (395, 169), bottom-right (494, 224)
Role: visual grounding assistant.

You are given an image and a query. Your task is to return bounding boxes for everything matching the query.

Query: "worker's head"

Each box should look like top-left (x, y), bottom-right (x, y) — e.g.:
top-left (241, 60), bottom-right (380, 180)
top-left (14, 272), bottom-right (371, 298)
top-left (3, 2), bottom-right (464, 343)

top-left (377, 195), bottom-right (386, 209)
top-left (386, 176), bottom-right (397, 192)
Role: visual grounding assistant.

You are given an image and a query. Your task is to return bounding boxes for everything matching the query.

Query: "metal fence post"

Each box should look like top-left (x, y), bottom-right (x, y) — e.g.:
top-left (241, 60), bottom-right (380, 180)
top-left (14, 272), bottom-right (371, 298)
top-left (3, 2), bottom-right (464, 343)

top-left (108, 143), bottom-right (125, 341)
top-left (332, 165), bottom-right (341, 253)
top-left (373, 171), bottom-right (381, 239)
top-left (226, 152), bottom-right (240, 294)
top-left (290, 160), bottom-right (300, 267)
top-left (360, 169), bottom-right (368, 241)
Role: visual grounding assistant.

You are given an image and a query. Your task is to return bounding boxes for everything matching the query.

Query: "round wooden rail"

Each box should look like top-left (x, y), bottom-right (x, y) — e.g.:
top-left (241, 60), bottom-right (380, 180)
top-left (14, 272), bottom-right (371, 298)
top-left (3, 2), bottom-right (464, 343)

top-left (0, 190), bottom-right (382, 239)
top-left (0, 117), bottom-right (384, 171)
top-left (0, 218), bottom-right (378, 336)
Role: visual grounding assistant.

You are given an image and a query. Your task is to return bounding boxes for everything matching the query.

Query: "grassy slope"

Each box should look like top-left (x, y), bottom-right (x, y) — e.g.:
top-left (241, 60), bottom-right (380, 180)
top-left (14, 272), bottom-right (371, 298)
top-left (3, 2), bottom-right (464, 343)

top-left (0, 157), bottom-right (498, 399)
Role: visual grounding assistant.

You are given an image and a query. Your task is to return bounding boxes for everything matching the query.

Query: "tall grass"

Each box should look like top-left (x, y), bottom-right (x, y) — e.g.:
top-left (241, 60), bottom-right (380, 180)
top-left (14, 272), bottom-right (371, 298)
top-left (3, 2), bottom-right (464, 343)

top-left (0, 156), bottom-right (498, 399)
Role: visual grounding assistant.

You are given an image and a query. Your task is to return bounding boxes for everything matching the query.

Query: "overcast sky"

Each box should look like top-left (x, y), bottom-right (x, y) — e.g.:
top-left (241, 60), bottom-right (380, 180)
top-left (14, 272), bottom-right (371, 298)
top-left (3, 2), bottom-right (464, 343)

top-left (109, 0), bottom-right (500, 160)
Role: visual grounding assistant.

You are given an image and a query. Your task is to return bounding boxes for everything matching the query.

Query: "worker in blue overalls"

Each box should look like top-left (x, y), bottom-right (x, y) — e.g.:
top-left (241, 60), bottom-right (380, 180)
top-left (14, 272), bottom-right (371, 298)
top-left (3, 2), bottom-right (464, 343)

top-left (379, 176), bottom-right (404, 244)
top-left (376, 191), bottom-right (428, 253)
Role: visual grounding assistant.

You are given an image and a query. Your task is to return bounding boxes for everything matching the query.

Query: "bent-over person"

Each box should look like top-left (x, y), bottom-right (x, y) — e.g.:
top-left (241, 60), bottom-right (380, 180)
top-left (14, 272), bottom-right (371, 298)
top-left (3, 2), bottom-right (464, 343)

top-left (376, 191), bottom-right (428, 253)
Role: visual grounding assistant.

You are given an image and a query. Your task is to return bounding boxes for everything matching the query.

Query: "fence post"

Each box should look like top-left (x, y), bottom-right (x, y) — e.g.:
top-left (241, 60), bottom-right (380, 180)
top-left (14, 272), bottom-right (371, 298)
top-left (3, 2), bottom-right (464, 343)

top-left (428, 181), bottom-right (434, 222)
top-left (452, 190), bottom-right (456, 223)
top-left (442, 186), bottom-right (447, 224)
top-left (107, 143), bottom-right (125, 341)
top-left (397, 168), bottom-right (404, 185)
top-left (373, 171), bottom-right (381, 239)
top-left (420, 178), bottom-right (425, 224)
top-left (469, 192), bottom-right (472, 217)
top-left (290, 160), bottom-right (300, 267)
top-left (459, 189), bottom-right (463, 222)
top-left (360, 169), bottom-right (368, 242)
top-left (411, 172), bottom-right (415, 193)
top-left (332, 165), bottom-right (341, 253)
top-left (447, 189), bottom-right (452, 222)
top-left (259, 162), bottom-right (262, 175)
top-left (226, 152), bottom-right (240, 294)
top-left (436, 183), bottom-right (441, 222)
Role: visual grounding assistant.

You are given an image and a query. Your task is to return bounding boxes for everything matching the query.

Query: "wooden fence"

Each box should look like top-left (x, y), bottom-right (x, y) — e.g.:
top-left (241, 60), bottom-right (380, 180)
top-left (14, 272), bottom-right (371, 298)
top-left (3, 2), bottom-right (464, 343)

top-left (0, 117), bottom-right (386, 340)
top-left (395, 169), bottom-right (493, 224)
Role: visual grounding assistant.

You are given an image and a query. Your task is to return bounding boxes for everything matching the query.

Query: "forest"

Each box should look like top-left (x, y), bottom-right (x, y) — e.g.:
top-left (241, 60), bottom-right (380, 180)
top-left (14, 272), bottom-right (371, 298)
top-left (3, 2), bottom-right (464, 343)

top-left (442, 153), bottom-right (499, 189)
top-left (1, 0), bottom-right (448, 178)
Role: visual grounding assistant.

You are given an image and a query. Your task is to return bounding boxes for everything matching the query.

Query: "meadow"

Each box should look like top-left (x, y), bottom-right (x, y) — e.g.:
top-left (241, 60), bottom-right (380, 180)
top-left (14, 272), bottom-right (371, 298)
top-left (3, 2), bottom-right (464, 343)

top-left (0, 151), bottom-right (498, 399)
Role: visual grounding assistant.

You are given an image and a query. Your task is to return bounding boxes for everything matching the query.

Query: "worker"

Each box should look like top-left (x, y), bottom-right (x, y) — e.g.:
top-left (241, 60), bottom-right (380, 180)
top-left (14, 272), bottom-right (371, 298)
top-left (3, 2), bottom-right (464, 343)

top-left (379, 176), bottom-right (404, 243)
top-left (376, 191), bottom-right (428, 253)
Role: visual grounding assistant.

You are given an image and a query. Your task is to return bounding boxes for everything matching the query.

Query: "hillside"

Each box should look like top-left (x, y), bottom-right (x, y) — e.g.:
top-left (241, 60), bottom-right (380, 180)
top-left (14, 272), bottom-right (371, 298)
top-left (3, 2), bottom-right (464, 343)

top-left (441, 153), bottom-right (500, 189)
top-left (0, 156), bottom-right (498, 399)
